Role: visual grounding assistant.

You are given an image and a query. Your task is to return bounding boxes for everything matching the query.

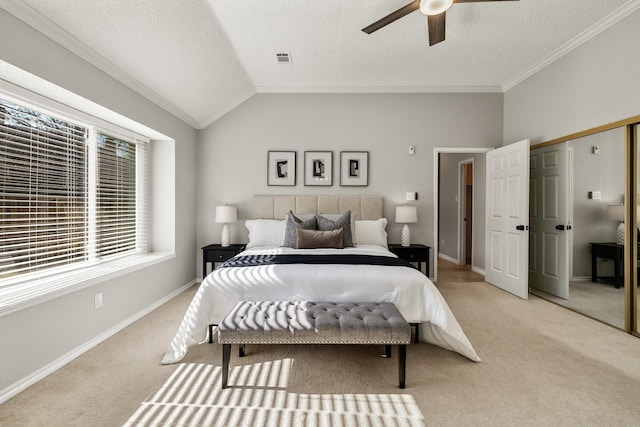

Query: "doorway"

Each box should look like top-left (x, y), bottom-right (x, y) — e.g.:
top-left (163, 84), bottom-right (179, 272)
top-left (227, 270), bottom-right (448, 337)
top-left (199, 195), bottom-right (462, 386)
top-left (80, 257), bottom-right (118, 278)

top-left (433, 148), bottom-right (491, 283)
top-left (459, 159), bottom-right (473, 267)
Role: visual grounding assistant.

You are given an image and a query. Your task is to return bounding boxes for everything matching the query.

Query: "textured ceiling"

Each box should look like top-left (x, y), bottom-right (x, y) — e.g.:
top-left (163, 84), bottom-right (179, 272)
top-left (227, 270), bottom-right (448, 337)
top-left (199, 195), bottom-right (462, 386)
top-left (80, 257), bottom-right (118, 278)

top-left (4, 0), bottom-right (637, 128)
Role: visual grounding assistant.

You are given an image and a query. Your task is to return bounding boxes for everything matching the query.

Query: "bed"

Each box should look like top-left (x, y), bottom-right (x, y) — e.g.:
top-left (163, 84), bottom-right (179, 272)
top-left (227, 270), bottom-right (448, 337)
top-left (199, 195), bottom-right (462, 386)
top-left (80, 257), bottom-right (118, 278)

top-left (162, 195), bottom-right (480, 364)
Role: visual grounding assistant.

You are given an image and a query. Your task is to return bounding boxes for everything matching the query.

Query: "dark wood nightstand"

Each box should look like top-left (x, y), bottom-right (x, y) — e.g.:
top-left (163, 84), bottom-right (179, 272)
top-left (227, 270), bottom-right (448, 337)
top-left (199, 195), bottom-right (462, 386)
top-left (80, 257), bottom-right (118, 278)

top-left (202, 243), bottom-right (245, 279)
top-left (388, 244), bottom-right (431, 276)
top-left (588, 242), bottom-right (640, 289)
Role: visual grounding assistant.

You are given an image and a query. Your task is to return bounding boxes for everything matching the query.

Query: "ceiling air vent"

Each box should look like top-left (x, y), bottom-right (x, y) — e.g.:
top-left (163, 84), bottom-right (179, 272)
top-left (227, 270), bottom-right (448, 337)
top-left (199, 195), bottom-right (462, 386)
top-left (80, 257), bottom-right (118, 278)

top-left (276, 53), bottom-right (292, 65)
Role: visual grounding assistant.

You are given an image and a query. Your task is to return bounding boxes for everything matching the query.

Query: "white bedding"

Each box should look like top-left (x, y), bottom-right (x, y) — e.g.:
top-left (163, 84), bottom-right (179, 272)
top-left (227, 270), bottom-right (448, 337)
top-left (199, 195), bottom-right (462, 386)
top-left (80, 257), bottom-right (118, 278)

top-left (162, 245), bottom-right (481, 364)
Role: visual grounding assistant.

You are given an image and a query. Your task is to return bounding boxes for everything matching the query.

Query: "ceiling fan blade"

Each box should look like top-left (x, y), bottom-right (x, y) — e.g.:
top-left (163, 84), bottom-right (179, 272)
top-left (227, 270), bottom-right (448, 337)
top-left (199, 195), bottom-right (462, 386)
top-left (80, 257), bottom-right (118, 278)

top-left (362, 0), bottom-right (420, 34)
top-left (427, 13), bottom-right (446, 46)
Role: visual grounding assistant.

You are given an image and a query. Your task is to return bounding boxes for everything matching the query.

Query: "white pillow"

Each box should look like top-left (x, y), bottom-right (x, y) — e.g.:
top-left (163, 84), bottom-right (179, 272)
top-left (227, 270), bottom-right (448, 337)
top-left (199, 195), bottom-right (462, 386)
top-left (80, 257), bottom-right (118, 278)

top-left (245, 219), bottom-right (286, 248)
top-left (354, 218), bottom-right (388, 248)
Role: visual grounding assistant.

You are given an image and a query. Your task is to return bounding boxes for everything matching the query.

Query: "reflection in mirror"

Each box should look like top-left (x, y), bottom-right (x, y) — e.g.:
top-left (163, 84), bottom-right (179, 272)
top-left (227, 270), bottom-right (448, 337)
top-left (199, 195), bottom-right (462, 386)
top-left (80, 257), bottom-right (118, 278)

top-left (530, 127), bottom-right (626, 329)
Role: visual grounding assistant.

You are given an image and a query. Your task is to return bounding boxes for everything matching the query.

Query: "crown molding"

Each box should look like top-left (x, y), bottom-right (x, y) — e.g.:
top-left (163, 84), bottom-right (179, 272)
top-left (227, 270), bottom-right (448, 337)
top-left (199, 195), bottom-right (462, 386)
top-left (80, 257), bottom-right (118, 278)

top-left (0, 0), bottom-right (199, 128)
top-left (4, 0), bottom-right (639, 126)
top-left (255, 85), bottom-right (503, 94)
top-left (503, 0), bottom-right (640, 92)
top-left (196, 87), bottom-right (257, 129)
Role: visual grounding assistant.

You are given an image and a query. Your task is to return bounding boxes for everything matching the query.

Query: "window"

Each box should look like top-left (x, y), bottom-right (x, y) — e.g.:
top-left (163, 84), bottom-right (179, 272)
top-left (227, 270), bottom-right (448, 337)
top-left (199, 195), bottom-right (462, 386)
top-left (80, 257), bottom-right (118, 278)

top-left (0, 98), bottom-right (147, 283)
top-left (96, 133), bottom-right (143, 257)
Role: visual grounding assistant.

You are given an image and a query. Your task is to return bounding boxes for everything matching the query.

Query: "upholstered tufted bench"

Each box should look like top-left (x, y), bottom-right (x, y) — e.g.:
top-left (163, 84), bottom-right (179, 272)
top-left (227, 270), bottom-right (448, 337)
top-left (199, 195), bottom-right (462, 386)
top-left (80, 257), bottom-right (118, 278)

top-left (218, 301), bottom-right (411, 389)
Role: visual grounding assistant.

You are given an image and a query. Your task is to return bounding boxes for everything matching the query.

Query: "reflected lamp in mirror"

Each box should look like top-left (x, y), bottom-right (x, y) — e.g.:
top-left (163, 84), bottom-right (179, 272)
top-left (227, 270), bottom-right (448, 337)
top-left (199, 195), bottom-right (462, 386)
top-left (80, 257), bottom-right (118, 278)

top-left (606, 204), bottom-right (625, 245)
top-left (395, 205), bottom-right (418, 247)
top-left (215, 205), bottom-right (237, 247)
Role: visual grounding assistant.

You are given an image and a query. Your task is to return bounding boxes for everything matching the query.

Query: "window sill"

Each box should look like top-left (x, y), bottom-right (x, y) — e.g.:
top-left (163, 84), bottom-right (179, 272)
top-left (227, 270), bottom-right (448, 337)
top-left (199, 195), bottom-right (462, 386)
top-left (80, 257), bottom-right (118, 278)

top-left (0, 252), bottom-right (175, 317)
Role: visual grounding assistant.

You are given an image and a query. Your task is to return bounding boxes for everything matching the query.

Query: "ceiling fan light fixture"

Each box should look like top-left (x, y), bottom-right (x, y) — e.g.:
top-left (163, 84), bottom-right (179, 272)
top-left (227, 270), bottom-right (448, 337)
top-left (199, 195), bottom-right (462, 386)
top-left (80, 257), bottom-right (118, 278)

top-left (419, 0), bottom-right (453, 16)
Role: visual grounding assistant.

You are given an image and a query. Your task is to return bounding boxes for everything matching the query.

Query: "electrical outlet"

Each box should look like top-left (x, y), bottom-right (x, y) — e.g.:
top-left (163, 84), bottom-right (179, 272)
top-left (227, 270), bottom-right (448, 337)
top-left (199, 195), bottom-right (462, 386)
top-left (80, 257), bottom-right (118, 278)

top-left (406, 192), bottom-right (416, 201)
top-left (94, 292), bottom-right (103, 309)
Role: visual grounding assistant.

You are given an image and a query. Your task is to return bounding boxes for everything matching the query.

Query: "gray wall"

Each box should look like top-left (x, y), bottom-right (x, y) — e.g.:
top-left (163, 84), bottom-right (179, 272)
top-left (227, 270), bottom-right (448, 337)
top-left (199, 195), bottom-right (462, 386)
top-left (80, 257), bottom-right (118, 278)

top-left (439, 152), bottom-right (487, 271)
top-left (197, 92), bottom-right (503, 277)
top-left (504, 9), bottom-right (640, 144)
top-left (0, 9), bottom-right (197, 395)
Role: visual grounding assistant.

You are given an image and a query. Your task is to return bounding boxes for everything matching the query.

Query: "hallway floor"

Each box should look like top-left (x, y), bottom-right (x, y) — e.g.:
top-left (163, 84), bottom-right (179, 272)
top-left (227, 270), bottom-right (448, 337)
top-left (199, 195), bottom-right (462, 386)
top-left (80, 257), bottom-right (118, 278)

top-left (437, 258), bottom-right (484, 282)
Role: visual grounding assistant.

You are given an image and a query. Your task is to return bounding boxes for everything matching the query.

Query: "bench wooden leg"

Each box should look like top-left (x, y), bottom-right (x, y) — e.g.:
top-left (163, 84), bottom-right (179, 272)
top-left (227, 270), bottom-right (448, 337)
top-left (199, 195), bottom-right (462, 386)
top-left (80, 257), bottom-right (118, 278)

top-left (398, 345), bottom-right (406, 389)
top-left (383, 344), bottom-right (392, 358)
top-left (222, 344), bottom-right (231, 389)
top-left (410, 323), bottom-right (420, 343)
top-left (239, 344), bottom-right (245, 357)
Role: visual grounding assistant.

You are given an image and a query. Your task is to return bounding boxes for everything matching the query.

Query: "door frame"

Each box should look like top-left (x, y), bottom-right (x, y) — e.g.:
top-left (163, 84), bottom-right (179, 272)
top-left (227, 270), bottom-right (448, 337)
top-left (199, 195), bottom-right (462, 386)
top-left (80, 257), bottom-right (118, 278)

top-left (433, 147), bottom-right (492, 283)
top-left (458, 158), bottom-right (474, 266)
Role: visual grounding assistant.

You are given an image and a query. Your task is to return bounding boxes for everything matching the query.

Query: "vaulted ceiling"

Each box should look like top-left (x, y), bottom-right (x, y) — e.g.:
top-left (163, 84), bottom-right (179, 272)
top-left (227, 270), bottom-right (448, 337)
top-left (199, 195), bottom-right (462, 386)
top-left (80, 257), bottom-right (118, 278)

top-left (3, 0), bottom-right (637, 128)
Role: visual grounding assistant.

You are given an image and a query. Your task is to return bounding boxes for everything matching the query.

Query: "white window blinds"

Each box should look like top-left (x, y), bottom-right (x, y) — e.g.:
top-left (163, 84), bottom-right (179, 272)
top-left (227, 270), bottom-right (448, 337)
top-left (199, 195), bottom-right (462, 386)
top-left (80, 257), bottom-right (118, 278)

top-left (0, 100), bottom-right (88, 278)
top-left (96, 133), bottom-right (145, 258)
top-left (0, 98), bottom-right (147, 283)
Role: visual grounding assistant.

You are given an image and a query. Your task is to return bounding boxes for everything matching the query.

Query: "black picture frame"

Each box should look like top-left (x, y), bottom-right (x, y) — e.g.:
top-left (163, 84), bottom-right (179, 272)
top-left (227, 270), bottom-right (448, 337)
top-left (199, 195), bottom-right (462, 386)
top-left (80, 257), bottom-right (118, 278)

top-left (340, 151), bottom-right (368, 186)
top-left (304, 151), bottom-right (333, 186)
top-left (267, 151), bottom-right (296, 186)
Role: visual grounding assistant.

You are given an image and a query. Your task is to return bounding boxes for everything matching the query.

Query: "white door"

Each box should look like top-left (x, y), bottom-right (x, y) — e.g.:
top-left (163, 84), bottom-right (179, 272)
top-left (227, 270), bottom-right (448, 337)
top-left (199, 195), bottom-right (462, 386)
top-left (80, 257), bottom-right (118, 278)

top-left (529, 143), bottom-right (570, 298)
top-left (485, 139), bottom-right (530, 299)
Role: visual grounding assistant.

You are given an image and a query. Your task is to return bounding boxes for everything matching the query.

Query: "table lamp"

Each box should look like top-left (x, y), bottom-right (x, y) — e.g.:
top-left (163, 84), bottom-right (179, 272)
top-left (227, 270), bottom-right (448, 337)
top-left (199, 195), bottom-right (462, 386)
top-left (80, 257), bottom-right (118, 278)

top-left (607, 204), bottom-right (624, 245)
top-left (215, 205), bottom-right (237, 247)
top-left (396, 205), bottom-right (418, 247)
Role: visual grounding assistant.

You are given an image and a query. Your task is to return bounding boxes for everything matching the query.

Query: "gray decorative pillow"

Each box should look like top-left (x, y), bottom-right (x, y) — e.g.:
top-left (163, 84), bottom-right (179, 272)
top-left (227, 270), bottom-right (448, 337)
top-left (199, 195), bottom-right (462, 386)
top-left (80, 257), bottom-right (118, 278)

top-left (315, 211), bottom-right (353, 247)
top-left (282, 211), bottom-right (317, 248)
top-left (296, 228), bottom-right (344, 249)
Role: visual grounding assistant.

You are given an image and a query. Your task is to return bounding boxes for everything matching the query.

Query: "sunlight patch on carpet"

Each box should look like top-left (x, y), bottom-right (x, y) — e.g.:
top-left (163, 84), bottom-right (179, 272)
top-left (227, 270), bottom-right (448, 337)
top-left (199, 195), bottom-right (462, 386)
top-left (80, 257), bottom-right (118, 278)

top-left (123, 362), bottom-right (425, 426)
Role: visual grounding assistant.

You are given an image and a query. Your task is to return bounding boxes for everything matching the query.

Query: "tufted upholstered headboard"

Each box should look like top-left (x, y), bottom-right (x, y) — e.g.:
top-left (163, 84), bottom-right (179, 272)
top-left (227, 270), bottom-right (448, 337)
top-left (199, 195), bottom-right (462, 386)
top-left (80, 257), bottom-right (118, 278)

top-left (252, 195), bottom-right (383, 220)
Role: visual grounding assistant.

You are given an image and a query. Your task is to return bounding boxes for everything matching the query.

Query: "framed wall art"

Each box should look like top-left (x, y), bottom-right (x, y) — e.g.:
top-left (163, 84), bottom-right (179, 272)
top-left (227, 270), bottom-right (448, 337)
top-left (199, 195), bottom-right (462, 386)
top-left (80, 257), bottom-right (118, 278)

top-left (340, 151), bottom-right (368, 186)
top-left (267, 151), bottom-right (296, 186)
top-left (304, 151), bottom-right (332, 186)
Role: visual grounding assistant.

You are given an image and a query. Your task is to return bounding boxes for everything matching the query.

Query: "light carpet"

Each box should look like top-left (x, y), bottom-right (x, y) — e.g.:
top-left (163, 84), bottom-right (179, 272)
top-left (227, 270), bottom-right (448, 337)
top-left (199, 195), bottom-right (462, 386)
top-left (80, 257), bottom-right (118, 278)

top-left (1, 280), bottom-right (640, 426)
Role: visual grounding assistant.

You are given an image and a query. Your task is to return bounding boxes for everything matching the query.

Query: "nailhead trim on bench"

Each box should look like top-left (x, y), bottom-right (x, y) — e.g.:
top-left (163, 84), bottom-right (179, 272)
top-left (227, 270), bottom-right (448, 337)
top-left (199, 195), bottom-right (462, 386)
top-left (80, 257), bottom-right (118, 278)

top-left (218, 301), bottom-right (411, 389)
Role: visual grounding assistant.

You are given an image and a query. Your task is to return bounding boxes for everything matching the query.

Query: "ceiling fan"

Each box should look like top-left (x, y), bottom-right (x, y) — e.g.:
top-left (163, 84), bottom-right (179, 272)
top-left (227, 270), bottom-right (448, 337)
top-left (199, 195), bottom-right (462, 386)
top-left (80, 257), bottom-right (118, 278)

top-left (362, 0), bottom-right (519, 46)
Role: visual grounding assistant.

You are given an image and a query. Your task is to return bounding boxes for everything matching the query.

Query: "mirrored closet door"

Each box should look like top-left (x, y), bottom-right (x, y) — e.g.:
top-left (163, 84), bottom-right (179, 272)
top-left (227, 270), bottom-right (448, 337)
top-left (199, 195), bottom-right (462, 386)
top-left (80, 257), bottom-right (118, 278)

top-left (529, 126), bottom-right (629, 330)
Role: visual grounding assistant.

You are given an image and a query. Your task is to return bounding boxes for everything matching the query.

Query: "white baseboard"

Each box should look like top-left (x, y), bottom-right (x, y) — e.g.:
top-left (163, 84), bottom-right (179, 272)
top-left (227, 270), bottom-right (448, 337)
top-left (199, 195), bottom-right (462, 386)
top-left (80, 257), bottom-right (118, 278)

top-left (438, 253), bottom-right (485, 277)
top-left (438, 253), bottom-right (459, 264)
top-left (472, 266), bottom-right (486, 277)
top-left (0, 278), bottom-right (197, 405)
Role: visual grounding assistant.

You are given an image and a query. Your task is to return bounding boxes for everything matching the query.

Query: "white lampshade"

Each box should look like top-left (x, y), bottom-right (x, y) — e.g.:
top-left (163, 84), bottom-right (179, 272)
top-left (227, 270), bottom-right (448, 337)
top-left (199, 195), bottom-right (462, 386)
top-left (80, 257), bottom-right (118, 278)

top-left (216, 205), bottom-right (237, 247)
top-left (607, 204), bottom-right (624, 222)
top-left (395, 206), bottom-right (418, 224)
top-left (215, 205), bottom-right (237, 223)
top-left (420, 0), bottom-right (453, 16)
